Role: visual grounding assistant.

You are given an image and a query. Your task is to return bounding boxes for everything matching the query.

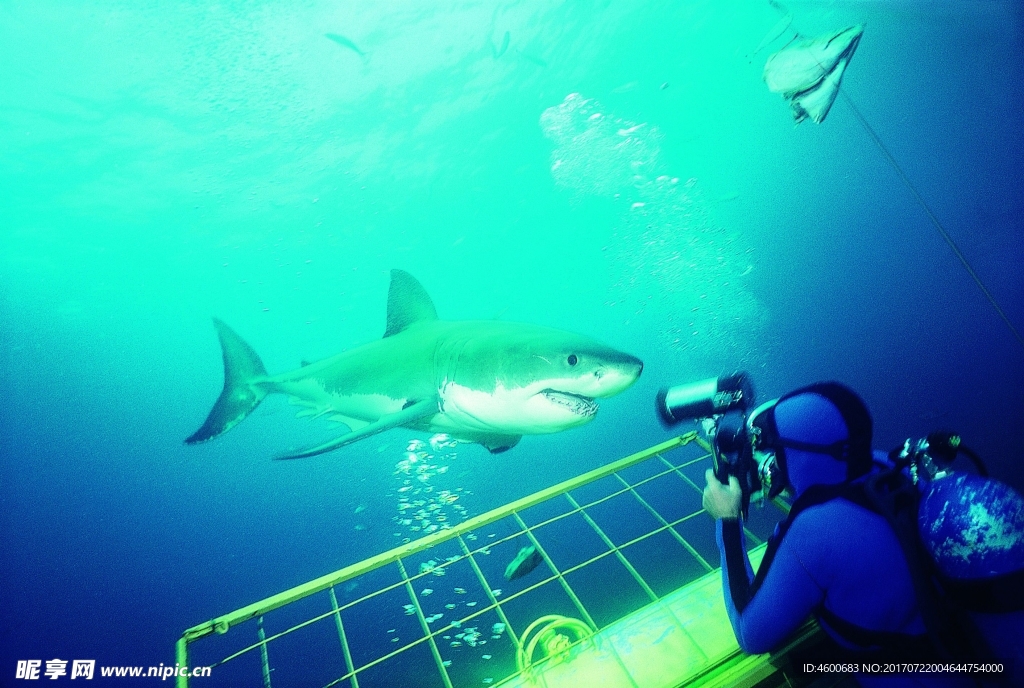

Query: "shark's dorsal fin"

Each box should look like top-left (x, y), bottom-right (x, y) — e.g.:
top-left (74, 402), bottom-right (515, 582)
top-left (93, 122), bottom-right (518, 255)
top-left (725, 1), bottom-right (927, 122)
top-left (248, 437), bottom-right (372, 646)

top-left (384, 269), bottom-right (438, 337)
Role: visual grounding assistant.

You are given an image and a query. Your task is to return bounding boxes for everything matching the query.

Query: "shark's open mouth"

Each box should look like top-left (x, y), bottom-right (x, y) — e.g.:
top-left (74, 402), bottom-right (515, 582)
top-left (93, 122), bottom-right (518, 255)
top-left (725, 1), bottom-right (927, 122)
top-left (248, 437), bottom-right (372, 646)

top-left (541, 390), bottom-right (598, 417)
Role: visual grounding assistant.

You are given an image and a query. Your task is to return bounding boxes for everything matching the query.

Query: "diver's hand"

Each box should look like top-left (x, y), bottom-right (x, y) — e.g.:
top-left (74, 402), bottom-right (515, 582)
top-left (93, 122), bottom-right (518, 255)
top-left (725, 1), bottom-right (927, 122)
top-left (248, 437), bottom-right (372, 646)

top-left (703, 469), bottom-right (742, 520)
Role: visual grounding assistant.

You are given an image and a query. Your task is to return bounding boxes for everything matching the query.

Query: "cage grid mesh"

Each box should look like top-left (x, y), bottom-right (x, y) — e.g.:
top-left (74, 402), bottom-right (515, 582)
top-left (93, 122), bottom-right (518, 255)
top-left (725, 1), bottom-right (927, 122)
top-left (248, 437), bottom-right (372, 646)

top-left (176, 433), bottom-right (785, 688)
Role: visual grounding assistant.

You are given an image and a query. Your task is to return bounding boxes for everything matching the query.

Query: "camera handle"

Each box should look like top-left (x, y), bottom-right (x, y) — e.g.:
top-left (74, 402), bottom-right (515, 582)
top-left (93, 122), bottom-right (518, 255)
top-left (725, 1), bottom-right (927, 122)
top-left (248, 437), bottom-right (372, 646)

top-left (701, 416), bottom-right (730, 484)
top-left (700, 415), bottom-right (753, 518)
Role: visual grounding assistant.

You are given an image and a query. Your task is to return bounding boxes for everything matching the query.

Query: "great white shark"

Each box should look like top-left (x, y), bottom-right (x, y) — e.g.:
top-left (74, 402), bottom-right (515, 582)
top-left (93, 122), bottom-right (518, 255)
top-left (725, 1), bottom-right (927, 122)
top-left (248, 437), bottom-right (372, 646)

top-left (185, 270), bottom-right (643, 459)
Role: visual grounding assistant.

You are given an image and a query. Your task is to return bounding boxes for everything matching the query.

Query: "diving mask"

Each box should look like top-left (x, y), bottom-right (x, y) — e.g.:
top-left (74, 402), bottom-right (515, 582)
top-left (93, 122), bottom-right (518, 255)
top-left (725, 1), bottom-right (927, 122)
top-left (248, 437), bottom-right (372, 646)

top-left (747, 398), bottom-right (787, 500)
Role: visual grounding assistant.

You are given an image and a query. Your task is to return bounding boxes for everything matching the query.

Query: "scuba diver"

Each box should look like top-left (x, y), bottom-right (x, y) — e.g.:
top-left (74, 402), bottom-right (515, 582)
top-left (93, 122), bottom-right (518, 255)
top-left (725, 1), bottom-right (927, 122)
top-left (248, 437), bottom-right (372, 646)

top-left (694, 381), bottom-right (1022, 687)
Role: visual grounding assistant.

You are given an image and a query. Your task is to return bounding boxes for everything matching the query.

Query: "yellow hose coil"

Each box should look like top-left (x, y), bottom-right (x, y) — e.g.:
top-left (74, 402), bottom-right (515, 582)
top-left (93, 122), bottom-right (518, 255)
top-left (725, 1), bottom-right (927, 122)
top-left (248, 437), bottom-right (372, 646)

top-left (516, 615), bottom-right (595, 679)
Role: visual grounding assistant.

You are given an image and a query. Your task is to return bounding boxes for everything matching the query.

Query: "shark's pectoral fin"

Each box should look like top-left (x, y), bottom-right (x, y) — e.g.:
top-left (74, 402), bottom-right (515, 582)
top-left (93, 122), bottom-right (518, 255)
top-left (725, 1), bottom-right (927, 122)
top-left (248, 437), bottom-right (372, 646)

top-left (275, 397), bottom-right (438, 460)
top-left (481, 434), bottom-right (522, 454)
top-left (450, 431), bottom-right (522, 453)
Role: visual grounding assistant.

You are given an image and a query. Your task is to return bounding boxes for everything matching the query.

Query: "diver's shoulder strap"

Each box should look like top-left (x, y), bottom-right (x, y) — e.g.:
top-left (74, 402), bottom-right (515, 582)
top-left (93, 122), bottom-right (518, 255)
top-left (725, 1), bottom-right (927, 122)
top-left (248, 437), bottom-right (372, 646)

top-left (750, 481), bottom-right (865, 596)
top-left (815, 606), bottom-right (938, 663)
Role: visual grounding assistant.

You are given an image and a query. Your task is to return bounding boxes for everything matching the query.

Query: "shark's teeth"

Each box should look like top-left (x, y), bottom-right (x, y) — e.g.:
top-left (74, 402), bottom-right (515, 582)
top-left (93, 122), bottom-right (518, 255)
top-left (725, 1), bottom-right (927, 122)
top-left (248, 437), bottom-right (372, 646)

top-left (541, 390), bottom-right (598, 417)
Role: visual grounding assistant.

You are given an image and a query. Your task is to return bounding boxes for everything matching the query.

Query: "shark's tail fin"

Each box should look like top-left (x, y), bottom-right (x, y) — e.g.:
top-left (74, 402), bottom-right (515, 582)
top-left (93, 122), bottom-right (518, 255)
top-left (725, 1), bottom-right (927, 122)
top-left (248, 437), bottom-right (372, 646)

top-left (185, 318), bottom-right (268, 445)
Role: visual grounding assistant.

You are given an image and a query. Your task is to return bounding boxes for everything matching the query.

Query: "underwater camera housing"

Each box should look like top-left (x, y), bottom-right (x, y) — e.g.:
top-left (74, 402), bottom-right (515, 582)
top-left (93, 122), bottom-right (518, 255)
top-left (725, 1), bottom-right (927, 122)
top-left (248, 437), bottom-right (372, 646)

top-left (656, 373), bottom-right (752, 425)
top-left (656, 373), bottom-right (764, 515)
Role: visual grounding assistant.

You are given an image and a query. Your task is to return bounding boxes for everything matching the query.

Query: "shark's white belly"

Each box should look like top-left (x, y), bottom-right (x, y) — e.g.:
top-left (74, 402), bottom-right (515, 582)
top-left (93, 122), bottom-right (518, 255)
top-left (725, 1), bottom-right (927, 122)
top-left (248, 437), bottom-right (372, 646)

top-left (438, 380), bottom-right (592, 435)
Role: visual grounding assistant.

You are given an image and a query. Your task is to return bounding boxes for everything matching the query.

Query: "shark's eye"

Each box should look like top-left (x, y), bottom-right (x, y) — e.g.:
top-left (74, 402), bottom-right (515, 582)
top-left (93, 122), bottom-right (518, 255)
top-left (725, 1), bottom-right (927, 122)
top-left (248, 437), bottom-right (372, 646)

top-left (567, 354), bottom-right (578, 366)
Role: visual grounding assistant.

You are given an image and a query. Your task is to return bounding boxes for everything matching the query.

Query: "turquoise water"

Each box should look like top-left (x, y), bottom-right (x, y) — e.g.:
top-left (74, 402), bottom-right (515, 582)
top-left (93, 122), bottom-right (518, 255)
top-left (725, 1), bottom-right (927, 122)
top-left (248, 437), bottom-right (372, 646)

top-left (2, 0), bottom-right (1022, 683)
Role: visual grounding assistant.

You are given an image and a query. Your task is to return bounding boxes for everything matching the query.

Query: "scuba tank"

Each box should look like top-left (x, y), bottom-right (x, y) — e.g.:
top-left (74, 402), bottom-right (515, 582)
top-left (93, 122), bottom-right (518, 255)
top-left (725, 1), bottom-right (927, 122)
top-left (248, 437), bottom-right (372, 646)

top-left (889, 432), bottom-right (1024, 684)
top-left (898, 433), bottom-right (1024, 613)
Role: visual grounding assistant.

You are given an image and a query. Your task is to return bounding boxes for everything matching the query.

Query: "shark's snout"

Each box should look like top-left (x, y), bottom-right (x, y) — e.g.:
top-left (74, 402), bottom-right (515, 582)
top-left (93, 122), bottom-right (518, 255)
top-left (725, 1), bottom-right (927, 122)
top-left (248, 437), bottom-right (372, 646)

top-left (626, 355), bottom-right (644, 378)
top-left (590, 353), bottom-right (643, 398)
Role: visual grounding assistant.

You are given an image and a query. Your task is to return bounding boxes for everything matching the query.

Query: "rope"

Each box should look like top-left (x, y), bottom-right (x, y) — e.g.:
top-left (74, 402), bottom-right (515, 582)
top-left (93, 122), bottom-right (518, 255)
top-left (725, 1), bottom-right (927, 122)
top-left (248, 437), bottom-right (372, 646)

top-left (839, 91), bottom-right (1024, 351)
top-left (764, 0), bottom-right (1024, 352)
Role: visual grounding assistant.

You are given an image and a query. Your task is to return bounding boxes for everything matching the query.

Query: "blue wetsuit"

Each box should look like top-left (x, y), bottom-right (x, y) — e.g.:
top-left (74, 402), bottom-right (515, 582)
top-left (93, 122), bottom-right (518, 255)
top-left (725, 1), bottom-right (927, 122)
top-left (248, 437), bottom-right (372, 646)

top-left (717, 498), bottom-right (975, 688)
top-left (713, 386), bottom-right (1021, 686)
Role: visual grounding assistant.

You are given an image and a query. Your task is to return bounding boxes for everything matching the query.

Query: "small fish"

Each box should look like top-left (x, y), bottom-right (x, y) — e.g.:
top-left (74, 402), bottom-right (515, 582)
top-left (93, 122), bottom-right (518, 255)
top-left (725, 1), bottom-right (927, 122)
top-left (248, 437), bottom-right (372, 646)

top-left (504, 545), bottom-right (544, 580)
top-left (515, 48), bottom-right (547, 68)
top-left (492, 30), bottom-right (510, 59)
top-left (618, 124), bottom-right (644, 136)
top-left (325, 33), bottom-right (368, 62)
top-left (421, 588), bottom-right (433, 596)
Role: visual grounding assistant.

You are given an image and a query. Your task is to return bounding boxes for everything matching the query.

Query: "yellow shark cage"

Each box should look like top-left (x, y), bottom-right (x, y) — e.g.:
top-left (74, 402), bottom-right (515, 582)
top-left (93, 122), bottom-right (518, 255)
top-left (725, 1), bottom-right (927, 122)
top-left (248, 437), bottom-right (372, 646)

top-left (175, 433), bottom-right (839, 688)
